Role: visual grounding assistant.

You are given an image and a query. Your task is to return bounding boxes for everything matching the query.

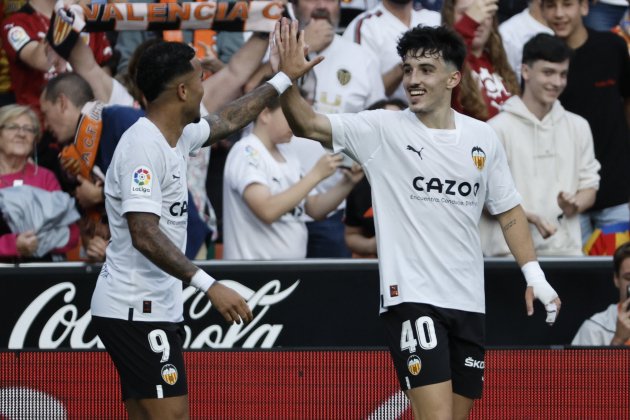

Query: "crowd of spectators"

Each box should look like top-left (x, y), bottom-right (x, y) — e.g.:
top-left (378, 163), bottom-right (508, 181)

top-left (0, 0), bottom-right (628, 264)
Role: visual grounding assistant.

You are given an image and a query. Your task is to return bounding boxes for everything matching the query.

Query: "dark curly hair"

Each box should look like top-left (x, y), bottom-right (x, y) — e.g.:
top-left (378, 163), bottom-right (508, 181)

top-left (135, 41), bottom-right (196, 103)
top-left (397, 24), bottom-right (467, 72)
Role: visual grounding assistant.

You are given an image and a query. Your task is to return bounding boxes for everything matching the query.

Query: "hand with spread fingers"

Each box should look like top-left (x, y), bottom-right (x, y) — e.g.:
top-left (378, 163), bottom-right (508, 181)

top-left (272, 17), bottom-right (324, 82)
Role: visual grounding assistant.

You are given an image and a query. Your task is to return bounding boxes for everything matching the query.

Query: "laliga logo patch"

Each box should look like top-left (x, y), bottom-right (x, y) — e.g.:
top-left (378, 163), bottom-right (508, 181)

top-left (130, 166), bottom-right (152, 195)
top-left (471, 146), bottom-right (486, 171)
top-left (161, 364), bottom-right (178, 385)
top-left (7, 26), bottom-right (29, 51)
top-left (407, 355), bottom-right (421, 376)
top-left (337, 69), bottom-right (351, 86)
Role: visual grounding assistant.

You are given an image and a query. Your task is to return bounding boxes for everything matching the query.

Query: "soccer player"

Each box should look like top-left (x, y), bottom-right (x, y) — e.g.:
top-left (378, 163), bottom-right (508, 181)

top-left (272, 19), bottom-right (562, 419)
top-left (90, 41), bottom-right (309, 419)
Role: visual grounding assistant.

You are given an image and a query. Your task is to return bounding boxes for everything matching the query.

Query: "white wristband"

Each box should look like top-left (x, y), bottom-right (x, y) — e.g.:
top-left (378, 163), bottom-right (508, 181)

top-left (190, 269), bottom-right (215, 292)
top-left (266, 71), bottom-right (292, 95)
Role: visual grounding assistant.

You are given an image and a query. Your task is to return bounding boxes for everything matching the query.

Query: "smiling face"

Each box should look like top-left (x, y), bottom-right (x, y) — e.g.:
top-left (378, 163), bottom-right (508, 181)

top-left (402, 49), bottom-right (460, 116)
top-left (540, 0), bottom-right (588, 41)
top-left (522, 59), bottom-right (569, 107)
top-left (0, 113), bottom-right (38, 161)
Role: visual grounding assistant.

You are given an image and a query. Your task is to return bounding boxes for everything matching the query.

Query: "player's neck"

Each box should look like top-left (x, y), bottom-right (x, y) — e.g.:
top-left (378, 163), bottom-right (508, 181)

top-left (29, 0), bottom-right (54, 17)
top-left (415, 107), bottom-right (456, 130)
top-left (145, 108), bottom-right (185, 147)
top-left (383, 1), bottom-right (412, 27)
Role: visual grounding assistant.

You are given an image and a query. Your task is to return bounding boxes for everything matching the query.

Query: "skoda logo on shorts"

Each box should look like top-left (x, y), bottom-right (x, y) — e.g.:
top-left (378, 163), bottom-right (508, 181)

top-left (407, 355), bottom-right (422, 376)
top-left (161, 364), bottom-right (179, 385)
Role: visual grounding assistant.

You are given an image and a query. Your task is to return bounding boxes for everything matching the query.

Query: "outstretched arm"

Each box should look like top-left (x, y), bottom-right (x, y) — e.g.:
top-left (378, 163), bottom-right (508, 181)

top-left (201, 33), bottom-right (269, 113)
top-left (65, 38), bottom-right (112, 103)
top-left (202, 19), bottom-right (323, 147)
top-left (126, 212), bottom-right (252, 324)
top-left (273, 18), bottom-right (332, 146)
top-left (495, 204), bottom-right (562, 324)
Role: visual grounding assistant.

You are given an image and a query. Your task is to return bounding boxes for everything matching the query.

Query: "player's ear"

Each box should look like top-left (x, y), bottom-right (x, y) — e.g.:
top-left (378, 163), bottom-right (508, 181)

top-left (446, 70), bottom-right (461, 90)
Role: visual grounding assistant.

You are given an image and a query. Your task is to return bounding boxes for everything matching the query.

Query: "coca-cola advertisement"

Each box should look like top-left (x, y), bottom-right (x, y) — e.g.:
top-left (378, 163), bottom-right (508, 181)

top-left (0, 259), bottom-right (619, 350)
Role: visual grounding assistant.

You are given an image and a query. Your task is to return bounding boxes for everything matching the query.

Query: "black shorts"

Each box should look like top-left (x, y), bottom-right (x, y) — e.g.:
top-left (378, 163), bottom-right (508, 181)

top-left (381, 302), bottom-right (485, 399)
top-left (92, 316), bottom-right (188, 401)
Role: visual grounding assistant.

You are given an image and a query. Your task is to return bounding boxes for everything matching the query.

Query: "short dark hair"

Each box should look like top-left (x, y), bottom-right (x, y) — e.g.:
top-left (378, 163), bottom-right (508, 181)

top-left (43, 73), bottom-right (95, 107)
top-left (366, 98), bottom-right (407, 111)
top-left (614, 242), bottom-right (630, 276)
top-left (397, 25), bottom-right (466, 71)
top-left (135, 41), bottom-right (196, 102)
top-left (522, 33), bottom-right (572, 65)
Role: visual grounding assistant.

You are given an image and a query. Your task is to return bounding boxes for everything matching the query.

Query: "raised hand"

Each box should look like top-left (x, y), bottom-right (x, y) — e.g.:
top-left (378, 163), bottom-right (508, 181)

top-left (273, 17), bottom-right (324, 81)
top-left (465, 0), bottom-right (499, 23)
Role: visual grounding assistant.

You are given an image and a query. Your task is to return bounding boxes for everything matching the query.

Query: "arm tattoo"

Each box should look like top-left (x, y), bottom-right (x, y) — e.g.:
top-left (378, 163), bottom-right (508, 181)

top-left (502, 218), bottom-right (517, 232)
top-left (127, 213), bottom-right (198, 282)
top-left (204, 84), bottom-right (278, 146)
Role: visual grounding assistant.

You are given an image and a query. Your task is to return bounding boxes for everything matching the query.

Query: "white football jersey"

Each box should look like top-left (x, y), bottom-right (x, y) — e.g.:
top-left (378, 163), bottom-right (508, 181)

top-left (91, 117), bottom-right (210, 322)
top-left (222, 134), bottom-right (309, 260)
top-left (343, 4), bottom-right (441, 102)
top-left (223, 134), bottom-right (308, 260)
top-left (329, 109), bottom-right (521, 314)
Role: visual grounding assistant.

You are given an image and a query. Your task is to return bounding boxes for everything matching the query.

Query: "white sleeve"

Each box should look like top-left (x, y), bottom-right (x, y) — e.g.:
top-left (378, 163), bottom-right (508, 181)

top-left (484, 126), bottom-right (522, 215)
top-left (571, 320), bottom-right (610, 346)
top-left (117, 137), bottom-right (165, 216)
top-left (327, 110), bottom-right (384, 165)
top-left (225, 143), bottom-right (270, 196)
top-left (107, 79), bottom-right (136, 107)
top-left (183, 119), bottom-right (211, 157)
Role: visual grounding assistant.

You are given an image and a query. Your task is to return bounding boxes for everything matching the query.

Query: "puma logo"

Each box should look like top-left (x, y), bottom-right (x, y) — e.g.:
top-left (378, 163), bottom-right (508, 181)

top-left (407, 145), bottom-right (424, 160)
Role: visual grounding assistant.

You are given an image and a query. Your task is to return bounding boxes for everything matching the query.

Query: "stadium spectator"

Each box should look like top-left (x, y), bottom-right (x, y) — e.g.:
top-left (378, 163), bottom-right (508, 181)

top-left (480, 33), bottom-right (600, 257)
top-left (90, 38), bottom-right (312, 418)
top-left (541, 0), bottom-right (630, 245)
top-left (273, 19), bottom-right (560, 419)
top-left (499, 0), bottom-right (553, 80)
top-left (0, 104), bottom-right (79, 262)
top-left (39, 73), bottom-right (143, 261)
top-left (0, 0), bottom-right (26, 106)
top-left (344, 98), bottom-right (407, 258)
top-left (572, 241), bottom-right (630, 345)
top-left (222, 89), bottom-right (363, 260)
top-left (0, 0), bottom-right (112, 118)
top-left (343, 0), bottom-right (441, 101)
top-left (285, 0), bottom-right (386, 258)
top-left (442, 0), bottom-right (520, 120)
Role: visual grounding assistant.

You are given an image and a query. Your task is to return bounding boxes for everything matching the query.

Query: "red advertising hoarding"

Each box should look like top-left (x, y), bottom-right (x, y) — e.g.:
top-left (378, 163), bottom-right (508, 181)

top-left (1, 348), bottom-right (628, 419)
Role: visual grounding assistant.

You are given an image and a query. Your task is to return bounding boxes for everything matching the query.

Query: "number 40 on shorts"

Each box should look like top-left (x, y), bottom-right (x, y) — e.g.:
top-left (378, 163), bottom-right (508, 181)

top-left (400, 317), bottom-right (437, 353)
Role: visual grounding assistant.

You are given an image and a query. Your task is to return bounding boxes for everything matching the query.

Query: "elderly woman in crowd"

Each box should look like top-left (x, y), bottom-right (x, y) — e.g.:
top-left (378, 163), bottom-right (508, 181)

top-left (0, 104), bottom-right (79, 262)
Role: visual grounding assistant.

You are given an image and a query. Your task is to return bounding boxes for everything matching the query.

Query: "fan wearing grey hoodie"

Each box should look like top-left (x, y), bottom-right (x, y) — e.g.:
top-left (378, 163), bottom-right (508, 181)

top-left (480, 33), bottom-right (601, 257)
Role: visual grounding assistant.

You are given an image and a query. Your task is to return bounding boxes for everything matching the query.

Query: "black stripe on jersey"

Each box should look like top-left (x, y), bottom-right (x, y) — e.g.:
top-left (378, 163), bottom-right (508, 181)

top-left (128, 307), bottom-right (134, 321)
top-left (353, 10), bottom-right (382, 44)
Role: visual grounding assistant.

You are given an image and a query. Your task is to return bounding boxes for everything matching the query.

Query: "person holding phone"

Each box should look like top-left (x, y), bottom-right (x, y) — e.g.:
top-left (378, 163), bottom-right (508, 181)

top-left (222, 82), bottom-right (363, 260)
top-left (572, 241), bottom-right (630, 346)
